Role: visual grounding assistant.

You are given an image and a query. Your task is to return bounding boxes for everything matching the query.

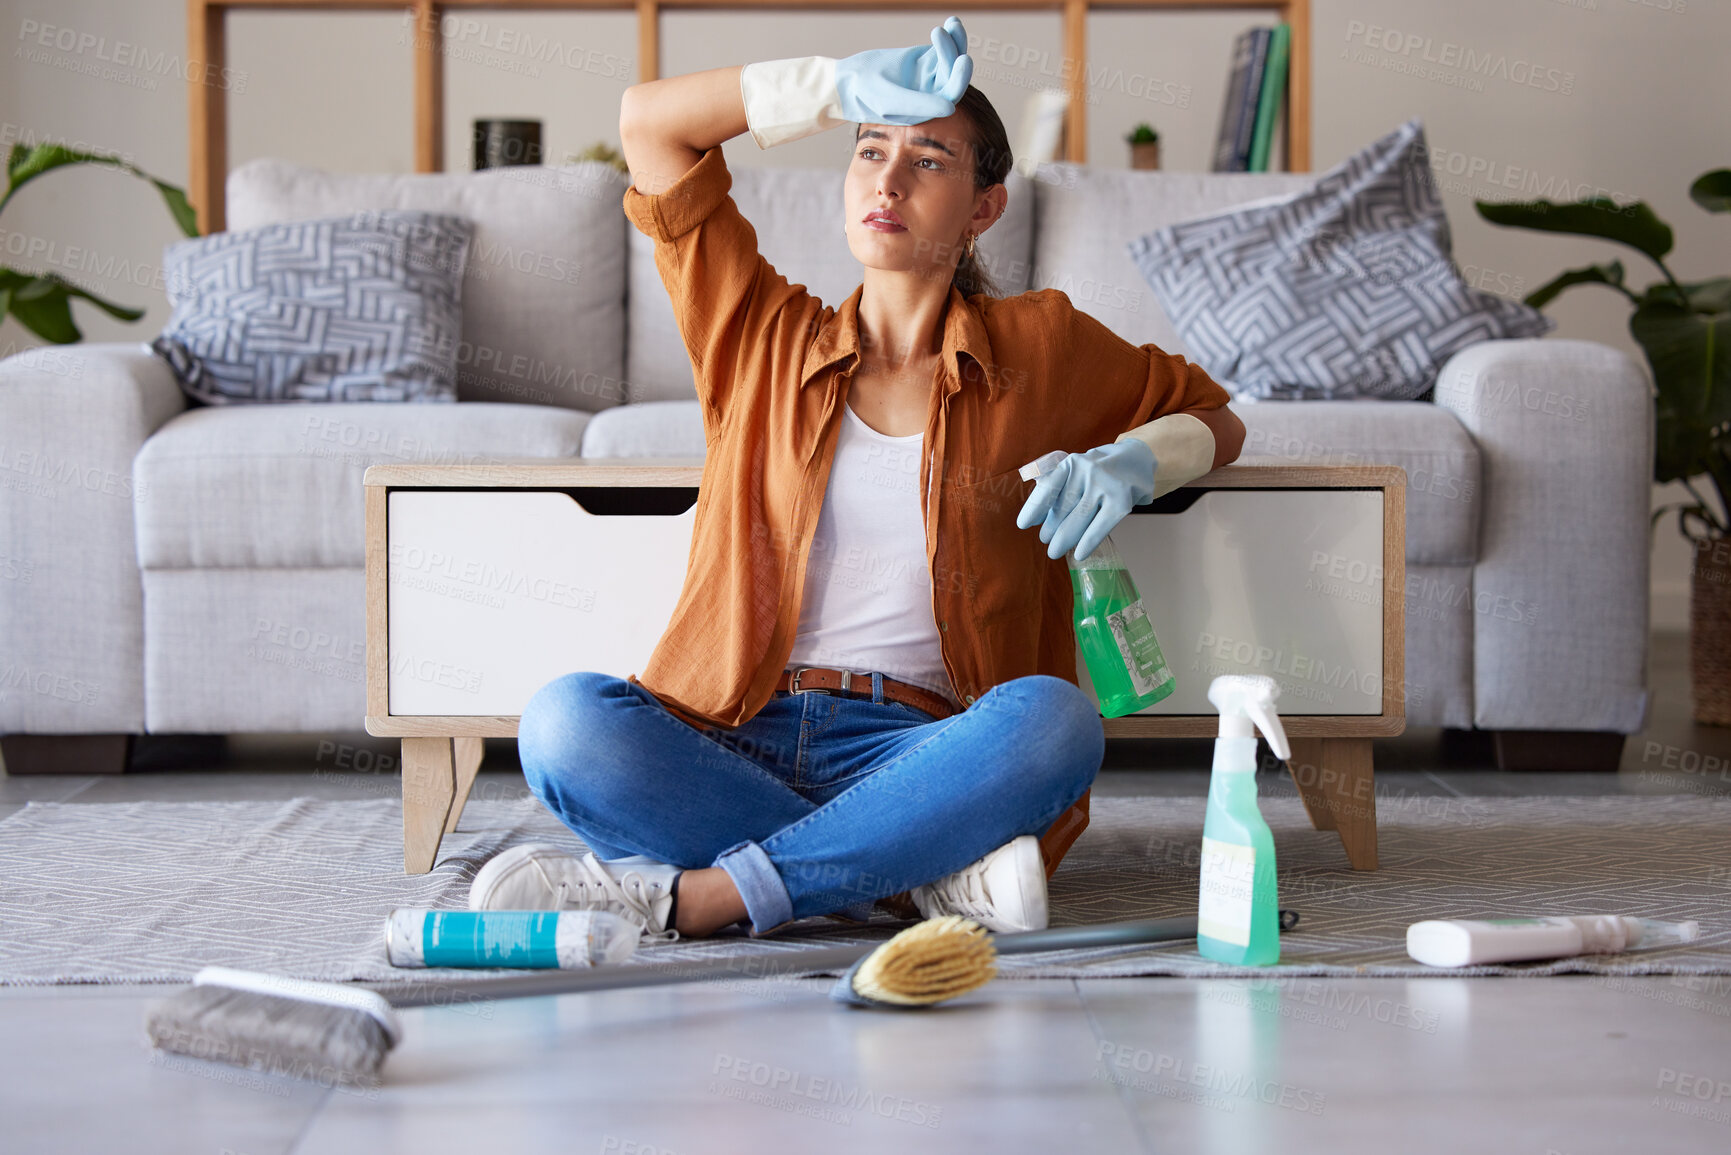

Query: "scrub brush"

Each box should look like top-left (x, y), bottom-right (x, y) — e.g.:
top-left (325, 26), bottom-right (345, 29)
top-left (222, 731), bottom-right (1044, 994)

top-left (144, 911), bottom-right (1297, 1086)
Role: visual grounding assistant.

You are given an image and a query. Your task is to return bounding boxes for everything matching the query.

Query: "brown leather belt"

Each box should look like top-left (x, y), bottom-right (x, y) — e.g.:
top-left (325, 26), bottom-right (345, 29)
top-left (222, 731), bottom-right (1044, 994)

top-left (776, 666), bottom-right (959, 720)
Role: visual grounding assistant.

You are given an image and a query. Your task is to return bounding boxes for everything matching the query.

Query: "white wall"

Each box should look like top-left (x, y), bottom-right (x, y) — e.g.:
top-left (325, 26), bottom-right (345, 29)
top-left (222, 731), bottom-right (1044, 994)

top-left (2, 0), bottom-right (1726, 626)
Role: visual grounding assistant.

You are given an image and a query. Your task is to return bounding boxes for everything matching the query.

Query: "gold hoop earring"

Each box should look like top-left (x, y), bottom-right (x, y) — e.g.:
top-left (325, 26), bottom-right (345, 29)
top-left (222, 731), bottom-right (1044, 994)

top-left (964, 233), bottom-right (977, 260)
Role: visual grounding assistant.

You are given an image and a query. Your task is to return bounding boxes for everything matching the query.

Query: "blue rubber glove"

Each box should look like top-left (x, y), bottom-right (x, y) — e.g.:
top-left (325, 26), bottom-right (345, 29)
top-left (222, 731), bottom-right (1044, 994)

top-left (834, 17), bottom-right (974, 126)
top-left (1016, 439), bottom-right (1157, 562)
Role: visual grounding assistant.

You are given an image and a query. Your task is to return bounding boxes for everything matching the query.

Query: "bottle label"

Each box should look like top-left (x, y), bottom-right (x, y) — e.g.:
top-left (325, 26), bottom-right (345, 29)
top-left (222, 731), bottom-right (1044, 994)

top-left (1105, 598), bottom-right (1169, 697)
top-left (422, 910), bottom-right (560, 967)
top-left (1198, 836), bottom-right (1255, 946)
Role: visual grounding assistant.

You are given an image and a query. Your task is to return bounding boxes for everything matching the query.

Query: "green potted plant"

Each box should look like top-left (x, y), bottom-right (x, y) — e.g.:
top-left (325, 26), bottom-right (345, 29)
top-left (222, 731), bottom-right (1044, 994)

top-left (0, 143), bottom-right (199, 343)
top-left (1477, 170), bottom-right (1731, 725)
top-left (1126, 123), bottom-right (1160, 172)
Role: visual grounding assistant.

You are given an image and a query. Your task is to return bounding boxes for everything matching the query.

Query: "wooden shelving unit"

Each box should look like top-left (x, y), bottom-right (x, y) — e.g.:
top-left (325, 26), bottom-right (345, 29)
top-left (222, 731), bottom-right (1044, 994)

top-left (186, 0), bottom-right (1309, 232)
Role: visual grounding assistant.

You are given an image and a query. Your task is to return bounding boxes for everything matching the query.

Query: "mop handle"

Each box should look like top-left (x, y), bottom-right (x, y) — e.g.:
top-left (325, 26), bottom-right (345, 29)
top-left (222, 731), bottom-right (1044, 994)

top-left (372, 910), bottom-right (1298, 1009)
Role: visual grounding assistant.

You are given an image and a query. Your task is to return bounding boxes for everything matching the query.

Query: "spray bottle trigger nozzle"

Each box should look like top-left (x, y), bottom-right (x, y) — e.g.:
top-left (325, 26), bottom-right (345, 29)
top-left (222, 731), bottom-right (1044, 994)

top-left (1246, 698), bottom-right (1291, 762)
top-left (1207, 674), bottom-right (1291, 762)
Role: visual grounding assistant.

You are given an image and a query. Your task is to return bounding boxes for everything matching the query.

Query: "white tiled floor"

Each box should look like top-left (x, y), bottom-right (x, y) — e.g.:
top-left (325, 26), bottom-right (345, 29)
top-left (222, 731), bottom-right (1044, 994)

top-left (4, 630), bottom-right (1730, 1153)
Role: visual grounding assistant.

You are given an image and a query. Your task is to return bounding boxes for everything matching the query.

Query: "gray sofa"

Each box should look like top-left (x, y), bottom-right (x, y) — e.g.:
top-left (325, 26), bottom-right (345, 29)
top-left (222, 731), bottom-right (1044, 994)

top-left (0, 152), bottom-right (1653, 772)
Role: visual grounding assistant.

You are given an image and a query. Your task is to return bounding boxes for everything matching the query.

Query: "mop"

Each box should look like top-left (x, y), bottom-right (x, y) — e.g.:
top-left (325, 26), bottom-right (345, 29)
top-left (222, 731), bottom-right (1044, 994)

top-left (143, 910), bottom-right (1299, 1086)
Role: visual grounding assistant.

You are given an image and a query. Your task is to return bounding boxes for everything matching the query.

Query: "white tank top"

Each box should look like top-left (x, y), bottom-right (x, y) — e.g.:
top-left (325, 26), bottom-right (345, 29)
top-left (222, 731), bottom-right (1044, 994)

top-left (785, 399), bottom-right (955, 703)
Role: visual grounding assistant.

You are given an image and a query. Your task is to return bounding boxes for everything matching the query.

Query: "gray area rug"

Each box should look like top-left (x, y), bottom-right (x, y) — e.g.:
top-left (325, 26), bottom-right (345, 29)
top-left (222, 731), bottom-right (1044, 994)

top-left (1, 792), bottom-right (1727, 985)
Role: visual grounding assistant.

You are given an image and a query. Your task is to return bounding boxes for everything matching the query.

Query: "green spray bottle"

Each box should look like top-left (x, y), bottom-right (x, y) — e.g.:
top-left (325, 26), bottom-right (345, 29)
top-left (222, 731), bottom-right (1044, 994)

top-left (1017, 449), bottom-right (1176, 718)
top-left (1198, 674), bottom-right (1290, 965)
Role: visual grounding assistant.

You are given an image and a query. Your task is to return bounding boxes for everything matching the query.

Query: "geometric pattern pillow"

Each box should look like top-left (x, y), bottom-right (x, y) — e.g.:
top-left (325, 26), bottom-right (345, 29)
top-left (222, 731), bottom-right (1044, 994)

top-left (1126, 119), bottom-right (1554, 401)
top-left (149, 209), bottom-right (473, 404)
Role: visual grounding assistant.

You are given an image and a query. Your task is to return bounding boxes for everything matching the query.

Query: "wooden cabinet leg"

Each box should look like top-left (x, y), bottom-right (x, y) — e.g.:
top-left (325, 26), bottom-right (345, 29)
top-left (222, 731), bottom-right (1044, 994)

top-left (1284, 737), bottom-right (1378, 871)
top-left (444, 736), bottom-right (485, 835)
top-left (402, 737), bottom-right (456, 875)
top-left (1284, 739), bottom-right (1338, 831)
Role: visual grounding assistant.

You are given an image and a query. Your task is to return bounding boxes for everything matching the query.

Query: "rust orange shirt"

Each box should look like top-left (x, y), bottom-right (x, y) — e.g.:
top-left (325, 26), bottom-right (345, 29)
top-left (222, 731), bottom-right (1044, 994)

top-left (621, 144), bottom-right (1232, 871)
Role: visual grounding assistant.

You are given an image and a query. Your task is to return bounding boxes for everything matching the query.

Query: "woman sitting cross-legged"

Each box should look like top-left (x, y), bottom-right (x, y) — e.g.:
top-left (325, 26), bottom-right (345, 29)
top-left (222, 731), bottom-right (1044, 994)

top-left (467, 17), bottom-right (1245, 941)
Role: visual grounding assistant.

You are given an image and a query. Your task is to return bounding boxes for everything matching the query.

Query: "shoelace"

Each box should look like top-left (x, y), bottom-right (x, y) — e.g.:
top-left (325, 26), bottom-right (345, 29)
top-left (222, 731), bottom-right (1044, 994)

top-left (927, 863), bottom-right (995, 920)
top-left (534, 853), bottom-right (681, 944)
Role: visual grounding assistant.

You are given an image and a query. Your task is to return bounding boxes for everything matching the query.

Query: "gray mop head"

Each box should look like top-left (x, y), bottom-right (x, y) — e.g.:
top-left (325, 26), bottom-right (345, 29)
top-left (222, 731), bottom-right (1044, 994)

top-left (144, 967), bottom-right (400, 1088)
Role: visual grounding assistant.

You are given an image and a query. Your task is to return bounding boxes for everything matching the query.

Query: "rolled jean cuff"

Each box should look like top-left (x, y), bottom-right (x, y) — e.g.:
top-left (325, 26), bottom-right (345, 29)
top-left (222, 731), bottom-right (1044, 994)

top-left (714, 839), bottom-right (793, 932)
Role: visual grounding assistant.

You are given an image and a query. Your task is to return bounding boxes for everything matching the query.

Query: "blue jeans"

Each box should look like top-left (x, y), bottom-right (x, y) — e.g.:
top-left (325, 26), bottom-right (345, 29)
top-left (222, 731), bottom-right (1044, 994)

top-left (515, 670), bottom-right (1104, 934)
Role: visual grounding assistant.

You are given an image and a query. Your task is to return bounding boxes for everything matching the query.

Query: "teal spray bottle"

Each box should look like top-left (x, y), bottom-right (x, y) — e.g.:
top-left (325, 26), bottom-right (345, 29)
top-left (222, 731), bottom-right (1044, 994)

top-left (1017, 450), bottom-right (1176, 718)
top-left (1198, 674), bottom-right (1290, 965)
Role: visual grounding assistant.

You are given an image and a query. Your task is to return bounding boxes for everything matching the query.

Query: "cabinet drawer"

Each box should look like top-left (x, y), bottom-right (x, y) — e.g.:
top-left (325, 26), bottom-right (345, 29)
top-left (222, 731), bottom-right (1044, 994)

top-left (386, 489), bottom-right (695, 716)
top-left (1081, 489), bottom-right (1386, 716)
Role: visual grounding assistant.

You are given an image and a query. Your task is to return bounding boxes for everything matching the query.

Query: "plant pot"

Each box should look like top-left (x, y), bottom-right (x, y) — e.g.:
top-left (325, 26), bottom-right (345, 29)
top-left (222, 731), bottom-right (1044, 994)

top-left (1691, 535), bottom-right (1731, 725)
top-left (1130, 141), bottom-right (1160, 171)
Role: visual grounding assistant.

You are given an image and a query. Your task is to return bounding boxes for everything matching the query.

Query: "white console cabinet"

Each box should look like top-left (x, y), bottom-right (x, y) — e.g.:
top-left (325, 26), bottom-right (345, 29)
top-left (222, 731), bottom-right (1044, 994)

top-left (367, 460), bottom-right (1405, 874)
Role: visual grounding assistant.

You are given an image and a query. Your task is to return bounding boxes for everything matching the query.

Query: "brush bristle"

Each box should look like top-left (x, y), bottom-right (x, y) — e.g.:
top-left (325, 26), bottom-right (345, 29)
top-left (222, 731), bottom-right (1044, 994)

top-left (850, 915), bottom-right (998, 1006)
top-left (144, 985), bottom-right (393, 1088)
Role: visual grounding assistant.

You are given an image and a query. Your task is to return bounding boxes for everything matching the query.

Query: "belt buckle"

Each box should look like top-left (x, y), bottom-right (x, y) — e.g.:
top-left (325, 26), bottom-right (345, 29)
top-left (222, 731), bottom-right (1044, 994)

top-left (788, 666), bottom-right (828, 695)
top-left (788, 666), bottom-right (862, 697)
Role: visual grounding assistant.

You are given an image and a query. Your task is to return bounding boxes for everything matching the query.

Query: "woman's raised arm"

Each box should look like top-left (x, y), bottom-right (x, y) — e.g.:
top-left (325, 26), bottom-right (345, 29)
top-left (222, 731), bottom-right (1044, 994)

top-left (618, 66), bottom-right (750, 198)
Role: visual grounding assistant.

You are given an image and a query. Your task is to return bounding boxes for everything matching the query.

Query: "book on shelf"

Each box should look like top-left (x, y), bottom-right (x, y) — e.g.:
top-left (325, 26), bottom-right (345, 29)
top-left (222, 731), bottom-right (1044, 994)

top-left (1248, 24), bottom-right (1290, 172)
top-left (1212, 23), bottom-right (1290, 173)
top-left (1211, 27), bottom-right (1269, 172)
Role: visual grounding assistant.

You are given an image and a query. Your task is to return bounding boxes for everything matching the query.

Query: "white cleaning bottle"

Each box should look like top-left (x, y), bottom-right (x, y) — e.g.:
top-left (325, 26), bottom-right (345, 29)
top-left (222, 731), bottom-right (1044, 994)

top-left (1198, 674), bottom-right (1290, 965)
top-left (1406, 915), bottom-right (1700, 967)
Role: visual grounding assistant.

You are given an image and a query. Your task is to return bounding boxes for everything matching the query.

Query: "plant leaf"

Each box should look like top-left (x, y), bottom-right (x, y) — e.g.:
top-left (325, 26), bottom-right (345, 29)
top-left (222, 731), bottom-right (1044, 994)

top-left (2, 143), bottom-right (127, 214)
top-left (1633, 301), bottom-right (1731, 479)
top-left (1691, 169), bottom-right (1731, 214)
top-left (1, 144), bottom-right (201, 237)
top-left (4, 276), bottom-right (81, 343)
top-left (1651, 399), bottom-right (1708, 486)
top-left (0, 272), bottom-right (144, 343)
top-left (1523, 260), bottom-right (1626, 310)
top-left (1475, 196), bottom-right (1674, 262)
top-left (149, 178), bottom-right (201, 237)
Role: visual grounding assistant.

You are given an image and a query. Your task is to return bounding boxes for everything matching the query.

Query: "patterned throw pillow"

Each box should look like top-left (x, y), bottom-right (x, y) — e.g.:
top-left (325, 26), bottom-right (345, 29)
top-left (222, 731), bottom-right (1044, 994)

top-left (1126, 119), bottom-right (1553, 401)
top-left (150, 209), bottom-right (473, 404)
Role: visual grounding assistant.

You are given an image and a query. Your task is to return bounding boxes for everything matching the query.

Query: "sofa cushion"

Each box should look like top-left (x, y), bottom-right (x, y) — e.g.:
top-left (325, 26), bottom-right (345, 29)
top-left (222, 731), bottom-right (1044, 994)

top-left (227, 159), bottom-right (629, 413)
top-left (626, 157), bottom-right (1037, 405)
top-left (1236, 399), bottom-right (1481, 566)
top-left (580, 399), bottom-right (708, 458)
top-left (1032, 165), bottom-right (1313, 357)
top-left (1126, 120), bottom-right (1553, 401)
top-left (135, 402), bottom-right (590, 569)
top-left (151, 209), bottom-right (473, 404)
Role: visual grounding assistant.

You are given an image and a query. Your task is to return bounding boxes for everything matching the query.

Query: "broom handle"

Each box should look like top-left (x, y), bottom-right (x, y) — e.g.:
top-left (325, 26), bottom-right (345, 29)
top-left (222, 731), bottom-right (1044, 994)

top-left (992, 914), bottom-right (1196, 954)
top-left (379, 942), bottom-right (880, 1007)
top-left (998, 909), bottom-right (1296, 952)
top-left (372, 910), bottom-right (1296, 1009)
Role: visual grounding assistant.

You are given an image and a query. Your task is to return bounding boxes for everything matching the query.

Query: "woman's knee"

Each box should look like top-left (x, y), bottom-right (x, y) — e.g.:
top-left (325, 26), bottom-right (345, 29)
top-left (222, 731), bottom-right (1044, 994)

top-left (989, 674), bottom-right (1104, 796)
top-left (516, 670), bottom-right (622, 798)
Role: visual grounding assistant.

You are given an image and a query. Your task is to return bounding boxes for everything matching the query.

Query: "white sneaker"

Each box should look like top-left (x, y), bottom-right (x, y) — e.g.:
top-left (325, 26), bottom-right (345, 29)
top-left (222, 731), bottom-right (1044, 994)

top-left (910, 834), bottom-right (1049, 932)
top-left (468, 843), bottom-right (681, 942)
